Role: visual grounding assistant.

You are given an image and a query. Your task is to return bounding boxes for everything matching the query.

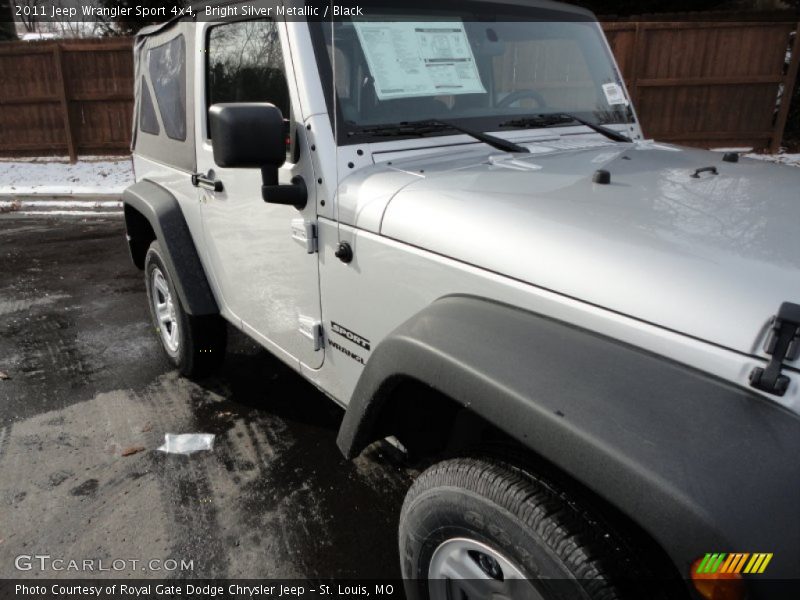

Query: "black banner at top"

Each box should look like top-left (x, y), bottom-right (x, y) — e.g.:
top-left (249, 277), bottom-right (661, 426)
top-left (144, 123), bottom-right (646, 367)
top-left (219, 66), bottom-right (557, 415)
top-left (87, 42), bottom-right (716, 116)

top-left (3, 0), bottom-right (800, 25)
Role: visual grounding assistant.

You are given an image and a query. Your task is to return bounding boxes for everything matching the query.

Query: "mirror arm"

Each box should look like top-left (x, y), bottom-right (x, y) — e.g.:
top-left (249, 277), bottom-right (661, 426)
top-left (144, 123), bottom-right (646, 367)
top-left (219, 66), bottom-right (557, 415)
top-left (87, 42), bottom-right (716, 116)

top-left (261, 167), bottom-right (307, 210)
top-left (261, 167), bottom-right (278, 187)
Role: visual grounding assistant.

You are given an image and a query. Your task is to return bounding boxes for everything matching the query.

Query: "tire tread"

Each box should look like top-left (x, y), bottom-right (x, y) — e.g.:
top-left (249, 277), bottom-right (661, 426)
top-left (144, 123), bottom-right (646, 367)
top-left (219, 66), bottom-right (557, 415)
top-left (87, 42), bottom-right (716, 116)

top-left (401, 457), bottom-right (667, 600)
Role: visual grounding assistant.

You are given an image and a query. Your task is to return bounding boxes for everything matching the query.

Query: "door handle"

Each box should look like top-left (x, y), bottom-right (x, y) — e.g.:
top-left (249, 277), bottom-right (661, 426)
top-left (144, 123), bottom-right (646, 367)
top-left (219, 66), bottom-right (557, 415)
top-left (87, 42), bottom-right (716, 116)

top-left (191, 170), bottom-right (223, 192)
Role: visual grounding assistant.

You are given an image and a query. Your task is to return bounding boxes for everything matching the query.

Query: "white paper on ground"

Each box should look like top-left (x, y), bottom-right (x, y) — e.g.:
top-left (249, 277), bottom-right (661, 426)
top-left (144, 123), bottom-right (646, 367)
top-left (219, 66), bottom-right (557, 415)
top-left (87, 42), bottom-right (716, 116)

top-left (354, 21), bottom-right (486, 100)
top-left (157, 433), bottom-right (215, 455)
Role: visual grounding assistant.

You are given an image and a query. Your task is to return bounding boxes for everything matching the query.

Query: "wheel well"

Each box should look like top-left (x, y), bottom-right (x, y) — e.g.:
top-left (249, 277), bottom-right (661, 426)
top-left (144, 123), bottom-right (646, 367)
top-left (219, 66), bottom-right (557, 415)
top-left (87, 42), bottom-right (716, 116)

top-left (124, 204), bottom-right (156, 270)
top-left (373, 377), bottom-right (688, 588)
top-left (373, 379), bottom-right (501, 458)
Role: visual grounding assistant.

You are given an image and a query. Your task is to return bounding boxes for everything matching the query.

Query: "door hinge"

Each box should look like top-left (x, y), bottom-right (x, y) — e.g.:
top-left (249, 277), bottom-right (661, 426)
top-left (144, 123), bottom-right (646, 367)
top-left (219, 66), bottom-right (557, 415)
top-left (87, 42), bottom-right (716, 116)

top-left (749, 302), bottom-right (800, 396)
top-left (291, 218), bottom-right (317, 254)
top-left (299, 317), bottom-right (323, 351)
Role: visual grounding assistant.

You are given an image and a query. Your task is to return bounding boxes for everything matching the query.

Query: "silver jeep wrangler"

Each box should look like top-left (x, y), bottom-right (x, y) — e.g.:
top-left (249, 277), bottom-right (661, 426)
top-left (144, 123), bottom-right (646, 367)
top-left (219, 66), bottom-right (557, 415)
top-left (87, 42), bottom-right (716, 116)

top-left (123, 1), bottom-right (800, 598)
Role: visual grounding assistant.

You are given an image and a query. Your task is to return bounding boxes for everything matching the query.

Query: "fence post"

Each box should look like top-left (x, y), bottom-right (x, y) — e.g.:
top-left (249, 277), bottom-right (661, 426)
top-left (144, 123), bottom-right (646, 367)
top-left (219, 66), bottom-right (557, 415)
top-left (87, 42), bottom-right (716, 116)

top-left (770, 23), bottom-right (800, 153)
top-left (620, 21), bottom-right (647, 138)
top-left (53, 44), bottom-right (77, 163)
top-left (628, 22), bottom-right (646, 107)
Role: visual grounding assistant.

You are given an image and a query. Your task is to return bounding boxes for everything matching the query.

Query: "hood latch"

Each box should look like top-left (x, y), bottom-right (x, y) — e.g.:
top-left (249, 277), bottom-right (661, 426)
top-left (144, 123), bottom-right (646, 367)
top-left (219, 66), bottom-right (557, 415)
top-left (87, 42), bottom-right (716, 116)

top-left (749, 302), bottom-right (800, 396)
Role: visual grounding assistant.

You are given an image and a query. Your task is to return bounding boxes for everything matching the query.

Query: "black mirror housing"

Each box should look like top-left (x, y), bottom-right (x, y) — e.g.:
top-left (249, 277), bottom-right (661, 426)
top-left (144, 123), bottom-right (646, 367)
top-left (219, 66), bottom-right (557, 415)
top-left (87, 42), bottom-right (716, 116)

top-left (208, 103), bottom-right (286, 169)
top-left (208, 102), bottom-right (307, 210)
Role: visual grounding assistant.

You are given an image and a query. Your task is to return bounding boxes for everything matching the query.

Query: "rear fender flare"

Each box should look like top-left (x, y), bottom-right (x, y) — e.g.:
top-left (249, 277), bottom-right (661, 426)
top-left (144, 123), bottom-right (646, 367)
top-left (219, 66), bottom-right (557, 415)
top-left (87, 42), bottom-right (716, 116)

top-left (122, 180), bottom-right (218, 316)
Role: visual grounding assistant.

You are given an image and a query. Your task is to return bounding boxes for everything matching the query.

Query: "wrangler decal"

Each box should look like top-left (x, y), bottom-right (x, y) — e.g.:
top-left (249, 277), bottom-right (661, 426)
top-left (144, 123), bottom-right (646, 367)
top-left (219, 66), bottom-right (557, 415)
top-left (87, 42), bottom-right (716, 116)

top-left (328, 339), bottom-right (366, 365)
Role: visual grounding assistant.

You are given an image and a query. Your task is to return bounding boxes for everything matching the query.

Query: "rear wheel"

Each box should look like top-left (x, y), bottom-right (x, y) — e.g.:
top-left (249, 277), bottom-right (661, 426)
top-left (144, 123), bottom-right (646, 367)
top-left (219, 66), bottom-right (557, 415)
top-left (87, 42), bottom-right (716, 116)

top-left (144, 240), bottom-right (226, 378)
top-left (399, 457), bottom-right (678, 600)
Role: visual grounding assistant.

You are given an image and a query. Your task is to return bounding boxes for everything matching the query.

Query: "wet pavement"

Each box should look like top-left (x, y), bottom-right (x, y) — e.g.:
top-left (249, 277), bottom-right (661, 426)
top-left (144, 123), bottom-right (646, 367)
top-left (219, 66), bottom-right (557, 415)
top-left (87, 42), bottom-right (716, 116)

top-left (0, 216), bottom-right (413, 579)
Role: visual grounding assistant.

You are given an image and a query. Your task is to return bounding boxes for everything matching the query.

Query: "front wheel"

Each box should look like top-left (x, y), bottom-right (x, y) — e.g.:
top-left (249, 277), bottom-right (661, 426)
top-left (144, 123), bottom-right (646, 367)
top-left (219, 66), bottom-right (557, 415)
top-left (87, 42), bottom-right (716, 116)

top-left (144, 240), bottom-right (226, 378)
top-left (399, 457), bottom-right (678, 600)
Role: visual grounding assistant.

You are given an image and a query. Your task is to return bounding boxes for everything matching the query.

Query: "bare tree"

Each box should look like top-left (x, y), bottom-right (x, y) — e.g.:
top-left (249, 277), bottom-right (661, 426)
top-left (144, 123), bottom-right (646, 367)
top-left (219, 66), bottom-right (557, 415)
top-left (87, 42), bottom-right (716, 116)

top-left (95, 0), bottom-right (185, 36)
top-left (48, 1), bottom-right (105, 38)
top-left (12, 0), bottom-right (41, 34)
top-left (1, 0), bottom-right (19, 40)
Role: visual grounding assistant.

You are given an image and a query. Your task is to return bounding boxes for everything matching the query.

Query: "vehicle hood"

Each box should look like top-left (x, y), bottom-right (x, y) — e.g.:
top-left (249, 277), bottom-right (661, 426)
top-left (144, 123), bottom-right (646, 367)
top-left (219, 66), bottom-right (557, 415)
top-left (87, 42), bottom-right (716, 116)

top-left (375, 139), bottom-right (800, 360)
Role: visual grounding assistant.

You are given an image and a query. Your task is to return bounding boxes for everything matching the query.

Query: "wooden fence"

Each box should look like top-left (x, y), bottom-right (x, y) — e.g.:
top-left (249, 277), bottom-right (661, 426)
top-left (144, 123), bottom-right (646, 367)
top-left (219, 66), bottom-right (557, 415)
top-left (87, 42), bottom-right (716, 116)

top-left (0, 37), bottom-right (134, 161)
top-left (604, 20), bottom-right (800, 151)
top-left (0, 19), bottom-right (798, 159)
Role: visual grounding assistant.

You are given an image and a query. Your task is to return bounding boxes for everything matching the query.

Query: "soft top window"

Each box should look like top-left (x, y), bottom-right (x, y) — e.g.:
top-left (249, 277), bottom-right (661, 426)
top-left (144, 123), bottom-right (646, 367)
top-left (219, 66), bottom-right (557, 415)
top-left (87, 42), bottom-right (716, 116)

top-left (138, 76), bottom-right (160, 135)
top-left (148, 35), bottom-right (187, 141)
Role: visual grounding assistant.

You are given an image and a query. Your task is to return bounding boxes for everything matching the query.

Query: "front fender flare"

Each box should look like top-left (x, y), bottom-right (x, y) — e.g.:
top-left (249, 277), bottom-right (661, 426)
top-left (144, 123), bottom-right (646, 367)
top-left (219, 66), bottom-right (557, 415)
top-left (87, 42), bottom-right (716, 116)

top-left (337, 295), bottom-right (800, 582)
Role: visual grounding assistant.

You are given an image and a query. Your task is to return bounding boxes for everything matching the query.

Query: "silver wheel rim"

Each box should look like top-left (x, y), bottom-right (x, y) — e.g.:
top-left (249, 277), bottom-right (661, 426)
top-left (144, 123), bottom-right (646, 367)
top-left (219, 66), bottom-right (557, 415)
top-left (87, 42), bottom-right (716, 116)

top-left (151, 267), bottom-right (180, 354)
top-left (428, 538), bottom-right (543, 600)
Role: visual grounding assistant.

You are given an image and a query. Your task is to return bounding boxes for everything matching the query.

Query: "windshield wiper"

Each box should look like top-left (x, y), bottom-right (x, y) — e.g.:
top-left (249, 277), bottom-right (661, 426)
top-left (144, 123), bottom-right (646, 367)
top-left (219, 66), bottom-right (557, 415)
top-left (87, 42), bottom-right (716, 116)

top-left (500, 113), bottom-right (632, 143)
top-left (347, 119), bottom-right (529, 153)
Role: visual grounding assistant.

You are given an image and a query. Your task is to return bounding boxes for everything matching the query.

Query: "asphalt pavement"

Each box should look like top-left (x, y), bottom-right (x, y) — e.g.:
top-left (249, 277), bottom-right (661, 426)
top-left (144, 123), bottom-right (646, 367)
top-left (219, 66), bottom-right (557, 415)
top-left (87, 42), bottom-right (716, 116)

top-left (0, 216), bottom-right (413, 580)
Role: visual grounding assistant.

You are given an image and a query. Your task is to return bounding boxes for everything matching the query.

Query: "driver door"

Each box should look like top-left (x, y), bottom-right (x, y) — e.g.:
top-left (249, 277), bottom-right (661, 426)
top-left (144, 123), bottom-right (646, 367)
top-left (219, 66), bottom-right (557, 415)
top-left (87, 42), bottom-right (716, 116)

top-left (195, 18), bottom-right (323, 369)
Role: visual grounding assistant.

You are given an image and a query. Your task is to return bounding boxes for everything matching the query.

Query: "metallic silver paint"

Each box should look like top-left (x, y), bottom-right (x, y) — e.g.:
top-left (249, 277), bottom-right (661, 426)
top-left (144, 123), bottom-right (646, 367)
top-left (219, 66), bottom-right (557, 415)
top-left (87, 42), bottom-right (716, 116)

top-left (194, 20), bottom-right (324, 371)
top-left (377, 142), bottom-right (800, 362)
top-left (313, 220), bottom-right (799, 414)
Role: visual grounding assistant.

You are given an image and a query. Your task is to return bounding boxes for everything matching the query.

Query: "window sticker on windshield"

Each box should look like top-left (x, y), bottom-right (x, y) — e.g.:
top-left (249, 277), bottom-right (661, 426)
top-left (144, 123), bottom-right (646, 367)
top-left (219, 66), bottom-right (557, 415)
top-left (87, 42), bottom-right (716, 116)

top-left (353, 21), bottom-right (486, 100)
top-left (602, 82), bottom-right (628, 106)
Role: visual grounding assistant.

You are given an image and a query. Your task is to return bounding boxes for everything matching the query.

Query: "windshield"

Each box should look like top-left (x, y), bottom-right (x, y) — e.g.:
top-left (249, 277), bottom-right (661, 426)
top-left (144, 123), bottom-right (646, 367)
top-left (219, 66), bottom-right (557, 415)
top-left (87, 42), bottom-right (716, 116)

top-left (309, 5), bottom-right (634, 144)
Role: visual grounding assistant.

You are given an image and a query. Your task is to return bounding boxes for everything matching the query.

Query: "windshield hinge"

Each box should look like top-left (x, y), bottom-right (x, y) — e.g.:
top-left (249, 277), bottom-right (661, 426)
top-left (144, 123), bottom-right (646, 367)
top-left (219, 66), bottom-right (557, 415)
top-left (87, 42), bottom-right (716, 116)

top-left (749, 302), bottom-right (800, 396)
top-left (291, 218), bottom-right (317, 254)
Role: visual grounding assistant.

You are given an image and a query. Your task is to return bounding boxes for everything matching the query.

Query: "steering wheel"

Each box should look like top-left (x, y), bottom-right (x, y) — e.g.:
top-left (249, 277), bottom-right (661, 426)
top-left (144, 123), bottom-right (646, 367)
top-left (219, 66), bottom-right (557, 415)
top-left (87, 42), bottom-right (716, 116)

top-left (496, 89), bottom-right (548, 109)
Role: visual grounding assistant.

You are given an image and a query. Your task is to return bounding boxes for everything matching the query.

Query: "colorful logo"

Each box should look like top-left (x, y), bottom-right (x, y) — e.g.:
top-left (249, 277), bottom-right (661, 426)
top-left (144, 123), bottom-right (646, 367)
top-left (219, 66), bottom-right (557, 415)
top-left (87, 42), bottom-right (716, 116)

top-left (696, 553), bottom-right (773, 575)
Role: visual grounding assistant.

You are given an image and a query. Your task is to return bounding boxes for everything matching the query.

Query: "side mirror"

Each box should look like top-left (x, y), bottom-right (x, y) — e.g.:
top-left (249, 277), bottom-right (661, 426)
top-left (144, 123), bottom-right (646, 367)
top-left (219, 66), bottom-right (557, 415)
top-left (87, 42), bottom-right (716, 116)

top-left (209, 103), bottom-right (286, 168)
top-left (208, 103), bottom-right (307, 209)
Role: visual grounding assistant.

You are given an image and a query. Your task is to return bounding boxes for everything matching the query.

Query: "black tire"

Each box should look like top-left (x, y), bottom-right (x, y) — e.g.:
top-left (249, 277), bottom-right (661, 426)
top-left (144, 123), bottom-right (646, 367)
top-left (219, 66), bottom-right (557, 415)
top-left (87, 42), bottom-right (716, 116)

top-left (399, 457), bottom-right (680, 600)
top-left (144, 240), bottom-right (226, 378)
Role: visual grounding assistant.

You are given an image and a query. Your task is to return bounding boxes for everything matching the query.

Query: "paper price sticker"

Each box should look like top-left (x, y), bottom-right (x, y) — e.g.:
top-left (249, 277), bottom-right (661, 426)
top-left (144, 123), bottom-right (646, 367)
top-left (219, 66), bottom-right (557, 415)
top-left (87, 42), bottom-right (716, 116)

top-left (354, 21), bottom-right (486, 100)
top-left (602, 82), bottom-right (628, 106)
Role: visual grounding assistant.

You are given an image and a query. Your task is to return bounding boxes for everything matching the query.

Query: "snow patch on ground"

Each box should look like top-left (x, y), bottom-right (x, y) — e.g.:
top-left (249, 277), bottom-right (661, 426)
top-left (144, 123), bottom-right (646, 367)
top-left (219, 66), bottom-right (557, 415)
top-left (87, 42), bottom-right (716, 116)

top-left (0, 294), bottom-right (70, 317)
top-left (0, 156), bottom-right (134, 195)
top-left (744, 152), bottom-right (800, 168)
